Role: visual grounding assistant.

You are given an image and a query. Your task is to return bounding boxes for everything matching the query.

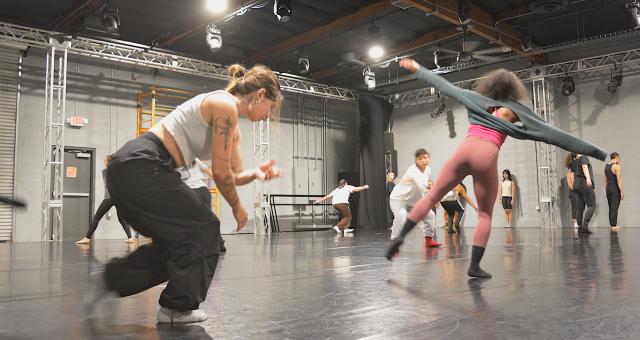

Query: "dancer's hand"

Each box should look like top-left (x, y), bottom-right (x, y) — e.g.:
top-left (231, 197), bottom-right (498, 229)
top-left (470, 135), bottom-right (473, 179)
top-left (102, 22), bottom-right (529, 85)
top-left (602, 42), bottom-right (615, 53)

top-left (586, 178), bottom-right (592, 189)
top-left (363, 184), bottom-right (370, 189)
top-left (255, 160), bottom-right (285, 181)
top-left (621, 191), bottom-right (624, 200)
top-left (399, 58), bottom-right (420, 73)
top-left (233, 204), bottom-right (248, 231)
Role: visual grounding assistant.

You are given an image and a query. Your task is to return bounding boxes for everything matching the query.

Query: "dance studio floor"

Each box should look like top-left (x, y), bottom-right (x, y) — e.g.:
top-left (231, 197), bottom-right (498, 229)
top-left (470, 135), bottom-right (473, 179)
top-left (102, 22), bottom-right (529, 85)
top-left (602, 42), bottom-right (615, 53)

top-left (1, 226), bottom-right (638, 339)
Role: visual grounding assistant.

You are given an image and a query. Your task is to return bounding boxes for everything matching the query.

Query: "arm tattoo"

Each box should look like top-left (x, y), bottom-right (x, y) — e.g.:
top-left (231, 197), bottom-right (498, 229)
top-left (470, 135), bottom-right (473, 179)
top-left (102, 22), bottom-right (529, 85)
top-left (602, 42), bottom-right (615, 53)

top-left (214, 117), bottom-right (234, 151)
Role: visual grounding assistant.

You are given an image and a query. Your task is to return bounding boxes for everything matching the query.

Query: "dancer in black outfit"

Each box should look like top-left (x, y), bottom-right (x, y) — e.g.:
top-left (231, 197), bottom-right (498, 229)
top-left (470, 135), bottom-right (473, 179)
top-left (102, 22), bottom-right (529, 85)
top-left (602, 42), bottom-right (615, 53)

top-left (564, 153), bottom-right (579, 229)
top-left (605, 152), bottom-right (624, 231)
top-left (572, 154), bottom-right (596, 234)
top-left (76, 155), bottom-right (133, 244)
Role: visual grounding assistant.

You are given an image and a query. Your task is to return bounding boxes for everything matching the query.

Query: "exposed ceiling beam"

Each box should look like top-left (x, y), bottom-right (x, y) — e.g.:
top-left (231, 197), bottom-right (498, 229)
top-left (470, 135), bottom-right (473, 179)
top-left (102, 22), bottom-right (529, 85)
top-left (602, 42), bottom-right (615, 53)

top-left (310, 27), bottom-right (461, 80)
top-left (495, 4), bottom-right (531, 22)
top-left (51, 0), bottom-right (107, 29)
top-left (249, 0), bottom-right (391, 63)
top-left (157, 0), bottom-right (253, 48)
top-left (399, 0), bottom-right (528, 56)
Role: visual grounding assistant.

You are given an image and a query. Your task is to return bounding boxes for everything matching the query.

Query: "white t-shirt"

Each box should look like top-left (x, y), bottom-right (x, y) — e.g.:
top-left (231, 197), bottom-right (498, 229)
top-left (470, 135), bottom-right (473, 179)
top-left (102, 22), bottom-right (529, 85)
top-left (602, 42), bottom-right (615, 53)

top-left (330, 185), bottom-right (354, 205)
top-left (390, 164), bottom-right (431, 204)
top-left (183, 158), bottom-right (209, 189)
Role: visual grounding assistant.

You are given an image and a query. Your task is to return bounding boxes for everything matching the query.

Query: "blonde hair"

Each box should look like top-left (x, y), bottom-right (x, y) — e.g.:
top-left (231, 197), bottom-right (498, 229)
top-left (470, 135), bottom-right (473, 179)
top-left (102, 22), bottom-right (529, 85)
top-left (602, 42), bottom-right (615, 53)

top-left (226, 64), bottom-right (283, 122)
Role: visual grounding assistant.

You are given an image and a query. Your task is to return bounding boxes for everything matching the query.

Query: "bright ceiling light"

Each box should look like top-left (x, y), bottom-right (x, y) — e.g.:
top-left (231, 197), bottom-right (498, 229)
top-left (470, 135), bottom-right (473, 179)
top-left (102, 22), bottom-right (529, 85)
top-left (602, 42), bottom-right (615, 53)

top-left (206, 0), bottom-right (228, 14)
top-left (368, 45), bottom-right (384, 60)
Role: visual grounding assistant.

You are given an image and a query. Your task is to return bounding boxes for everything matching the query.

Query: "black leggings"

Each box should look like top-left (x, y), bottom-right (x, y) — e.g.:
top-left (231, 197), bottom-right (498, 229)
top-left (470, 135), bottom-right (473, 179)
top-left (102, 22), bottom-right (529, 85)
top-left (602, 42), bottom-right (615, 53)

top-left (441, 200), bottom-right (465, 231)
top-left (606, 185), bottom-right (621, 226)
top-left (85, 197), bottom-right (132, 239)
top-left (574, 178), bottom-right (596, 230)
top-left (105, 133), bottom-right (220, 311)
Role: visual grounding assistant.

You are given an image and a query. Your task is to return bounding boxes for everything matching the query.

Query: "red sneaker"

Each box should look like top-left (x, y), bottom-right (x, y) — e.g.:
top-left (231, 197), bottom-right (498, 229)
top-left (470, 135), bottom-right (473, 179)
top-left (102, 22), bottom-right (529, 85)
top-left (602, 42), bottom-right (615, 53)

top-left (424, 236), bottom-right (442, 248)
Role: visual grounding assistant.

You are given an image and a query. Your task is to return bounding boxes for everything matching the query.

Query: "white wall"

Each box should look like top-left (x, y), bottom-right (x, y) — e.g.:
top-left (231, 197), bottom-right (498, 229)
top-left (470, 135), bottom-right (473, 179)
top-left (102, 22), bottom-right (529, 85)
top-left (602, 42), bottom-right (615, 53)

top-left (13, 50), bottom-right (357, 242)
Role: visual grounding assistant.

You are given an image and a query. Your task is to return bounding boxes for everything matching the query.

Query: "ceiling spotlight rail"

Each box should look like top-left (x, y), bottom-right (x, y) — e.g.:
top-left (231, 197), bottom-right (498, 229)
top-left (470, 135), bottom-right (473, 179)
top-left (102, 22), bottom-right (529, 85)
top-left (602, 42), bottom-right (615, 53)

top-left (0, 21), bottom-right (355, 101)
top-left (391, 46), bottom-right (640, 107)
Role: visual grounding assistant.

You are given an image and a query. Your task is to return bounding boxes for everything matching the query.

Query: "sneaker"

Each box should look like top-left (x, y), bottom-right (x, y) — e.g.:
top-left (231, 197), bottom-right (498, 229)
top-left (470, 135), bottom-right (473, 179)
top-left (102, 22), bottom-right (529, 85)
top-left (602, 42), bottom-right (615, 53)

top-left (157, 307), bottom-right (208, 324)
top-left (332, 226), bottom-right (342, 234)
top-left (424, 236), bottom-right (442, 248)
top-left (505, 224), bottom-right (511, 228)
top-left (343, 228), bottom-right (354, 233)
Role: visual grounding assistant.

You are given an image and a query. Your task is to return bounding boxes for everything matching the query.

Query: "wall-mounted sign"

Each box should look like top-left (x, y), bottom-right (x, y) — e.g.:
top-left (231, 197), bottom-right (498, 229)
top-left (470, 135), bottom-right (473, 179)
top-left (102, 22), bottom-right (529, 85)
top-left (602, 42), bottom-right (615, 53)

top-left (67, 116), bottom-right (89, 127)
top-left (66, 167), bottom-right (77, 178)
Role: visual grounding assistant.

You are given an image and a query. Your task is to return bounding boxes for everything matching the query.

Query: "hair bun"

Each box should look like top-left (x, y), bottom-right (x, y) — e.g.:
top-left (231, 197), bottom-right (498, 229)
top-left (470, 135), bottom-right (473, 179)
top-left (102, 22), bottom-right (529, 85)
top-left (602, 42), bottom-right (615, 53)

top-left (228, 64), bottom-right (246, 80)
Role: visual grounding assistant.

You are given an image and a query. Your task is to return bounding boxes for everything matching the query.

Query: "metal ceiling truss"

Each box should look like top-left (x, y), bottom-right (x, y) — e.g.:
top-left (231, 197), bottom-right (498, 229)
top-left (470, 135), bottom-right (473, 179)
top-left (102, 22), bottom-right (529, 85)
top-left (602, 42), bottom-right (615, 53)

top-left (391, 47), bottom-right (640, 107)
top-left (0, 21), bottom-right (356, 101)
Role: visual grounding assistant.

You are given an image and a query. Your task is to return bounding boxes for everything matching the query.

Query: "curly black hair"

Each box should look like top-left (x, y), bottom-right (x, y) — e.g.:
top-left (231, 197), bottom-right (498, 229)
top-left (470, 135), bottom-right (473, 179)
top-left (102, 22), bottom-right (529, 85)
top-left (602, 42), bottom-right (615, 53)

top-left (474, 69), bottom-right (528, 102)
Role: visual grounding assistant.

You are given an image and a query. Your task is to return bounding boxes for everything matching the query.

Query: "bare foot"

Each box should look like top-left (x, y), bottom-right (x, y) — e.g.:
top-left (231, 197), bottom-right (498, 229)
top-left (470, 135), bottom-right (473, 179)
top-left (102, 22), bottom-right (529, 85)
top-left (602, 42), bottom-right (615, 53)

top-left (75, 237), bottom-right (90, 244)
top-left (125, 238), bottom-right (135, 243)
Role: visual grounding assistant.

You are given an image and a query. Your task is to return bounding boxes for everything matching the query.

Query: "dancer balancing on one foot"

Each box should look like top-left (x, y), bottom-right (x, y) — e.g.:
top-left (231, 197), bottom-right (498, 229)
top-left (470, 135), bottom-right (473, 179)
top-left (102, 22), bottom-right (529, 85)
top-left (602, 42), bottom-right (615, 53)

top-left (385, 58), bottom-right (608, 278)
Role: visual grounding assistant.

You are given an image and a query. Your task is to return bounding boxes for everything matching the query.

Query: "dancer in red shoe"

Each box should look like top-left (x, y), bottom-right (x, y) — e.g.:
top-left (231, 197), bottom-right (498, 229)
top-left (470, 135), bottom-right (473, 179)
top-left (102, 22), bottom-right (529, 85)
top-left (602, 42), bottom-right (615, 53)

top-left (386, 58), bottom-right (607, 278)
top-left (389, 148), bottom-right (441, 248)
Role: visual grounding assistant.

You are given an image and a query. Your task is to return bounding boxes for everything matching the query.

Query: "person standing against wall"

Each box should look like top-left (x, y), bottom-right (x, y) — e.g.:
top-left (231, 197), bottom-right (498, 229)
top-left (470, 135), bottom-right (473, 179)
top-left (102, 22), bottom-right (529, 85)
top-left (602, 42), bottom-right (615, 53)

top-left (605, 152), bottom-right (624, 231)
top-left (499, 169), bottom-right (516, 228)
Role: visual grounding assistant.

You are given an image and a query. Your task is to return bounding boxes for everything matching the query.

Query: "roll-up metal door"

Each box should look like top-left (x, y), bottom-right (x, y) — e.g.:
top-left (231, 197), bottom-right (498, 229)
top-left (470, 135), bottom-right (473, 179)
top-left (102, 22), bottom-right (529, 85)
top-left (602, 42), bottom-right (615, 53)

top-left (0, 47), bottom-right (21, 242)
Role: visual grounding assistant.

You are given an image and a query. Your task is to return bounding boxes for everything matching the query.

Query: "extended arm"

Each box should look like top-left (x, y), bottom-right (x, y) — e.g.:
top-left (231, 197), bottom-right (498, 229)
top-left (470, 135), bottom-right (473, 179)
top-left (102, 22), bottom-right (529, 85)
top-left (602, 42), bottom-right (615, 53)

top-left (351, 185), bottom-right (370, 193)
top-left (230, 130), bottom-right (284, 186)
top-left (460, 187), bottom-right (478, 211)
top-left (314, 194), bottom-right (333, 204)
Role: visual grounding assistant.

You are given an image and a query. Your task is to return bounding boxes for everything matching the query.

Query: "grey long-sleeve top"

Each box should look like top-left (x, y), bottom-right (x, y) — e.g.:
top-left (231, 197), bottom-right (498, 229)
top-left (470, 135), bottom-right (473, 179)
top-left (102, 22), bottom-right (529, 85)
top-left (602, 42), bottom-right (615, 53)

top-left (414, 66), bottom-right (608, 161)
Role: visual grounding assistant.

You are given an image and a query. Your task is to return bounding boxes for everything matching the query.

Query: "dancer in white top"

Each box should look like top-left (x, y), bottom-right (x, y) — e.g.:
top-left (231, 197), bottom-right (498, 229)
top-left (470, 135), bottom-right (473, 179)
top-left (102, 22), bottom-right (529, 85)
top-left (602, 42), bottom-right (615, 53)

top-left (499, 169), bottom-right (516, 228)
top-left (389, 148), bottom-right (440, 247)
top-left (314, 179), bottom-right (369, 234)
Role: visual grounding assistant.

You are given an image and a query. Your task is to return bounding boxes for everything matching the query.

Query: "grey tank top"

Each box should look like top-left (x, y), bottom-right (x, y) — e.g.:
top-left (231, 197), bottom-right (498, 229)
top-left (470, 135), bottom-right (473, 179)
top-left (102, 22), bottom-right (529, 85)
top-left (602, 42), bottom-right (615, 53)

top-left (161, 90), bottom-right (232, 164)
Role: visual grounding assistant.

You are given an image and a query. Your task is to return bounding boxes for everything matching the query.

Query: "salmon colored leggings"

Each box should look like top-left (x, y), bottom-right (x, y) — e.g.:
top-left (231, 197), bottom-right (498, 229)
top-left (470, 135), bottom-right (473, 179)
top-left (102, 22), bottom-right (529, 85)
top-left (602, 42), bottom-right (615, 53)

top-left (407, 136), bottom-right (499, 247)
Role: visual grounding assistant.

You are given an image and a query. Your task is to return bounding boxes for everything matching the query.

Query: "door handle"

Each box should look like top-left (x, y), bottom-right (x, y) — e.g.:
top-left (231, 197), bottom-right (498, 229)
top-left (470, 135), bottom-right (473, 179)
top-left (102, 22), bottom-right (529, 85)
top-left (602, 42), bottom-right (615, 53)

top-left (63, 193), bottom-right (90, 197)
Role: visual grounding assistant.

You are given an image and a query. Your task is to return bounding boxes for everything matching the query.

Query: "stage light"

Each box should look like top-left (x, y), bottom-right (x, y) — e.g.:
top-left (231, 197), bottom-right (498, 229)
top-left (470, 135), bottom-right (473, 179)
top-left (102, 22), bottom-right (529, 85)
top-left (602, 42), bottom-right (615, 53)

top-left (298, 56), bottom-right (309, 75)
top-left (206, 0), bottom-right (228, 14)
top-left (274, 0), bottom-right (292, 22)
top-left (206, 23), bottom-right (222, 51)
top-left (102, 1), bottom-right (120, 33)
top-left (561, 74), bottom-right (575, 96)
top-left (363, 67), bottom-right (376, 90)
top-left (368, 45), bottom-right (384, 60)
top-left (607, 66), bottom-right (623, 93)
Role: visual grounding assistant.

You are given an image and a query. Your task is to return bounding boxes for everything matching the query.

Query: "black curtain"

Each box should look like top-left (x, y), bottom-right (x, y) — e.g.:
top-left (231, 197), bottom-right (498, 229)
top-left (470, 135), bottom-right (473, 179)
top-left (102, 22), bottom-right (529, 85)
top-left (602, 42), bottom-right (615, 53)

top-left (357, 94), bottom-right (393, 229)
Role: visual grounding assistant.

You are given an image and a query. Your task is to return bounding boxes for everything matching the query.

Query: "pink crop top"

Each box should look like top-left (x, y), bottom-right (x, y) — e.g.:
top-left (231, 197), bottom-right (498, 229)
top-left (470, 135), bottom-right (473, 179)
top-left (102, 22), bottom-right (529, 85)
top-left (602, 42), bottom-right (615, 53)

top-left (467, 124), bottom-right (507, 147)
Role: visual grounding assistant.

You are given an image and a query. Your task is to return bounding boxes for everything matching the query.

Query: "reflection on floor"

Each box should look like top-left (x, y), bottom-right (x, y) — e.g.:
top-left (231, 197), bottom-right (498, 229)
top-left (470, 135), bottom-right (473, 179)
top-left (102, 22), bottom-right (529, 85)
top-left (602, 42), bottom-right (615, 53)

top-left (0, 226), bottom-right (637, 339)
